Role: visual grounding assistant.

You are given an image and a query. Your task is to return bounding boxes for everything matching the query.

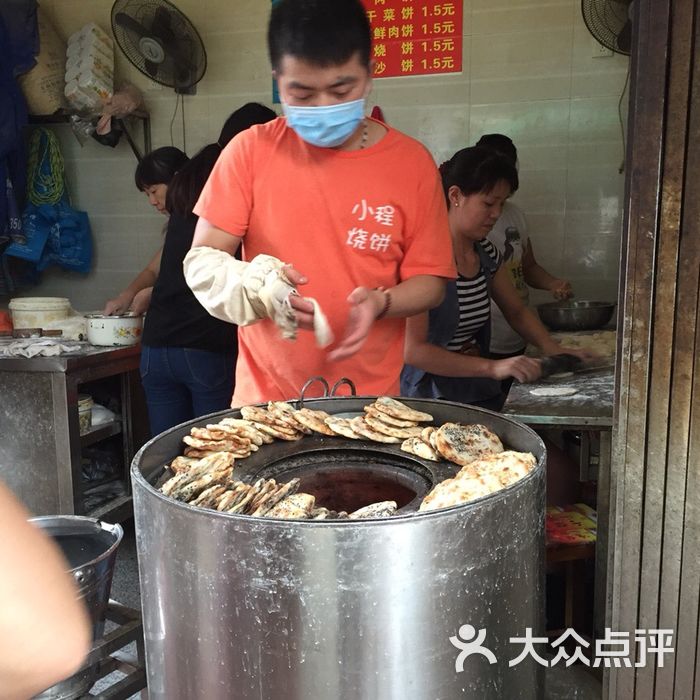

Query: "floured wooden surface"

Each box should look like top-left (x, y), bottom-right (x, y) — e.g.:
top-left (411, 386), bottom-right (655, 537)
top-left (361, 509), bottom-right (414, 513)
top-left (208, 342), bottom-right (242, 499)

top-left (503, 367), bottom-right (614, 427)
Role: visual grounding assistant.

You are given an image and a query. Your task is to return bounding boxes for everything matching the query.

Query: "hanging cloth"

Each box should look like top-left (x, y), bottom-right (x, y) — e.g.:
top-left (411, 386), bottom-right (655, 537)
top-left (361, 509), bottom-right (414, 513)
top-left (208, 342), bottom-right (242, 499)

top-left (0, 4), bottom-right (34, 250)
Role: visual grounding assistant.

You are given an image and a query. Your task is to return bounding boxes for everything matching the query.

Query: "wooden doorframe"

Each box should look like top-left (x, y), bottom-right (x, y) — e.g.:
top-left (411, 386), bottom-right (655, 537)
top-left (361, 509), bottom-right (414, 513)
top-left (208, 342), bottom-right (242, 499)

top-left (607, 0), bottom-right (700, 697)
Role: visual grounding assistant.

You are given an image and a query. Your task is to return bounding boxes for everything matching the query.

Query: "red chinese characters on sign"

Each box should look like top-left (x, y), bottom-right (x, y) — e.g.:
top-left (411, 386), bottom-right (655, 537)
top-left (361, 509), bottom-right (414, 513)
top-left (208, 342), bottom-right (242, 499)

top-left (361, 0), bottom-right (463, 78)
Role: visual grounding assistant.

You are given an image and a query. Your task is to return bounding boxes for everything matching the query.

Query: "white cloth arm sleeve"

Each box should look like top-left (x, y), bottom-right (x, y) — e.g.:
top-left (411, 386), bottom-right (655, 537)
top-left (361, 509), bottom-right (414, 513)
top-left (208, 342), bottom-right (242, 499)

top-left (183, 246), bottom-right (278, 326)
top-left (183, 246), bottom-right (334, 347)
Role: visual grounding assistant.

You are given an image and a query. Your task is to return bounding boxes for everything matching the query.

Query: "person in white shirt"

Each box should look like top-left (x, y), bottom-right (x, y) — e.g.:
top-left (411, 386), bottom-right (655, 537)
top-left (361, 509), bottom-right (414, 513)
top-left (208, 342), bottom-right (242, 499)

top-left (477, 134), bottom-right (573, 362)
top-left (477, 135), bottom-right (582, 504)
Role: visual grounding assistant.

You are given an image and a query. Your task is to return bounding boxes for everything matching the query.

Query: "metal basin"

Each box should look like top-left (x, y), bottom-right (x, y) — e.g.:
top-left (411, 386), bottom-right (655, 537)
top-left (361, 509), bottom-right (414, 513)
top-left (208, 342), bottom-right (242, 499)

top-left (30, 516), bottom-right (123, 700)
top-left (132, 397), bottom-right (546, 700)
top-left (536, 300), bottom-right (615, 331)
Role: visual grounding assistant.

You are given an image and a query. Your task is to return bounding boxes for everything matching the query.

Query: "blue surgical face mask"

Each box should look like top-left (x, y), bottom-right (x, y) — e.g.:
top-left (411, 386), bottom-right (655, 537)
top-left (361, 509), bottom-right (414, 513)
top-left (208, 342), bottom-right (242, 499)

top-left (282, 98), bottom-right (366, 148)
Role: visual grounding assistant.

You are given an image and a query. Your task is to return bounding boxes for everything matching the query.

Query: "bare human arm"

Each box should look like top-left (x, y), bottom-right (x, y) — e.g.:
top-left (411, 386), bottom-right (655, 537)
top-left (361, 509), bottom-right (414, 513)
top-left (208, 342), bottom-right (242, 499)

top-left (289, 273), bottom-right (447, 362)
top-left (130, 287), bottom-right (153, 315)
top-left (0, 482), bottom-right (91, 700)
top-left (490, 266), bottom-right (594, 359)
top-left (522, 239), bottom-right (572, 300)
top-left (191, 218), bottom-right (449, 362)
top-left (103, 247), bottom-right (163, 315)
top-left (192, 217), bottom-right (241, 255)
top-left (403, 311), bottom-right (542, 383)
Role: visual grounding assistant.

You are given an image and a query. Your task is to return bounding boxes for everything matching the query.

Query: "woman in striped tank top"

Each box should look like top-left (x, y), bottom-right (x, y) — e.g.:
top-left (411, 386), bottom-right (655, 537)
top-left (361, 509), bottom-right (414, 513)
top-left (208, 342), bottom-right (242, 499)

top-left (401, 147), bottom-right (586, 409)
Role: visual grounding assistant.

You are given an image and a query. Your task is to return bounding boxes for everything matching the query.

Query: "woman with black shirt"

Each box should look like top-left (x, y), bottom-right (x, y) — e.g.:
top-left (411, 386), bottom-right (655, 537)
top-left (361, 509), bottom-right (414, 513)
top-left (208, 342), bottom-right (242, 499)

top-left (131, 103), bottom-right (276, 435)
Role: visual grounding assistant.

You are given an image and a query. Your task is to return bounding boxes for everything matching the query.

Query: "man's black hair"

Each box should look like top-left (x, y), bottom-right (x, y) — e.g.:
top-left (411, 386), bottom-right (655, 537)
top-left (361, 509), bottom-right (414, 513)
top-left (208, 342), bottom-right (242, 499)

top-left (268, 0), bottom-right (371, 71)
top-left (475, 134), bottom-right (518, 167)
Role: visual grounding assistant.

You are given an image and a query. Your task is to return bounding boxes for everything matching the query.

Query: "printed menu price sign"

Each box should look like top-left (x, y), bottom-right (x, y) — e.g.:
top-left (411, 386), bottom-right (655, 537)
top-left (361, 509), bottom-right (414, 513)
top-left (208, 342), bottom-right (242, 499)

top-left (361, 0), bottom-right (463, 78)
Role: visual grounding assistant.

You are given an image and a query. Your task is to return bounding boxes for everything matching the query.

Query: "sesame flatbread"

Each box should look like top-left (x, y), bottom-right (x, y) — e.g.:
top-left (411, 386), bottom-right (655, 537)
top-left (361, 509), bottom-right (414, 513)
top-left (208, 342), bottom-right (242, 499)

top-left (160, 471), bottom-right (191, 497)
top-left (182, 435), bottom-right (252, 453)
top-left (191, 484), bottom-right (228, 508)
top-left (363, 412), bottom-right (424, 439)
top-left (457, 451), bottom-right (536, 484)
top-left (325, 416), bottom-right (363, 439)
top-left (350, 417), bottom-right (401, 444)
top-left (250, 479), bottom-right (299, 516)
top-left (267, 401), bottom-right (312, 433)
top-left (419, 473), bottom-right (505, 512)
top-left (217, 418), bottom-right (270, 445)
top-left (372, 396), bottom-right (433, 423)
top-left (240, 405), bottom-right (293, 430)
top-left (183, 448), bottom-right (228, 459)
top-left (190, 426), bottom-right (250, 445)
top-left (174, 466), bottom-right (233, 502)
top-left (363, 406), bottom-right (419, 428)
top-left (250, 421), bottom-right (303, 441)
top-left (267, 400), bottom-right (297, 415)
top-left (193, 428), bottom-right (254, 450)
top-left (349, 501), bottom-right (397, 518)
top-left (400, 437), bottom-right (441, 462)
top-left (292, 407), bottom-right (336, 436)
top-left (216, 485), bottom-right (247, 511)
top-left (169, 456), bottom-right (198, 473)
top-left (434, 423), bottom-right (504, 466)
top-left (265, 493), bottom-right (316, 519)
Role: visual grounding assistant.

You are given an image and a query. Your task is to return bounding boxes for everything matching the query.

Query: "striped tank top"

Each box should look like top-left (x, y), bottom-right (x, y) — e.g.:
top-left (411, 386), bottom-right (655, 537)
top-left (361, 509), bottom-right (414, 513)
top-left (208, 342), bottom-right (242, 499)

top-left (445, 239), bottom-right (501, 352)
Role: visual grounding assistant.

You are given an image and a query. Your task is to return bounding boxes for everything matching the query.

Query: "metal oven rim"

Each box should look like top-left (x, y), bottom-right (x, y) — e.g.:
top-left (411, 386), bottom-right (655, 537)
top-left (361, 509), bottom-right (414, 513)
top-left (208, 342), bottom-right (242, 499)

top-left (131, 395), bottom-right (547, 523)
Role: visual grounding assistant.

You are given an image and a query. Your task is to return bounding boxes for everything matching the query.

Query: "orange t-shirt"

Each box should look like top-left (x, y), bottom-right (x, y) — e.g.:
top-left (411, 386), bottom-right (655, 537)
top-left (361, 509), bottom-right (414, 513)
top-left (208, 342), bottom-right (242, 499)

top-left (194, 117), bottom-right (455, 405)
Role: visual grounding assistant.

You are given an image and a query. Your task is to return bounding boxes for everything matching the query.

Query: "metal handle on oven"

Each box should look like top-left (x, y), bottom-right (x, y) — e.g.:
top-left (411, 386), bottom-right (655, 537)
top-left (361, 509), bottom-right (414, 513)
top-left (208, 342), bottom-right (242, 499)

top-left (299, 376), bottom-right (331, 408)
top-left (330, 377), bottom-right (356, 397)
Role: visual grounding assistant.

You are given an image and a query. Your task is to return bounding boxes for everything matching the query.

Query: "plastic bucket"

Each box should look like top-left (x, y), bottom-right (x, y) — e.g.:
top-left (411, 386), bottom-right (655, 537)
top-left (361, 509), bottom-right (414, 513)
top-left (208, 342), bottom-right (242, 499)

top-left (9, 297), bottom-right (71, 329)
top-left (30, 516), bottom-right (123, 700)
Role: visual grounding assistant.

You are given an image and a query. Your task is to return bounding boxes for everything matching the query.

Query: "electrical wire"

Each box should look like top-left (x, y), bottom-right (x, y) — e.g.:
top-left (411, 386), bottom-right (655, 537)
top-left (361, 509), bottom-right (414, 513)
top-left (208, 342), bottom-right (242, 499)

top-left (181, 94), bottom-right (186, 154)
top-left (167, 92), bottom-right (188, 152)
top-left (618, 60), bottom-right (631, 174)
top-left (169, 92), bottom-right (181, 147)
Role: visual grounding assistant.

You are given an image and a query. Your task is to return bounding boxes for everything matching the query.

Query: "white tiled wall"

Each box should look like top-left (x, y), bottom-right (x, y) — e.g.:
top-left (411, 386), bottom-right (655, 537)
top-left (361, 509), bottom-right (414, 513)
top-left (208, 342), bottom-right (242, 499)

top-left (29, 0), bottom-right (628, 310)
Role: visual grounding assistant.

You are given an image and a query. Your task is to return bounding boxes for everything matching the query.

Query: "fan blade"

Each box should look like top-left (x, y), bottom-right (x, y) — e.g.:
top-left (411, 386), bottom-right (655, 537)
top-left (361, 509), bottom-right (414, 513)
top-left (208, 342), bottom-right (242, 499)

top-left (112, 2), bottom-right (206, 90)
top-left (114, 11), bottom-right (150, 39)
top-left (148, 9), bottom-right (199, 86)
top-left (150, 7), bottom-right (177, 46)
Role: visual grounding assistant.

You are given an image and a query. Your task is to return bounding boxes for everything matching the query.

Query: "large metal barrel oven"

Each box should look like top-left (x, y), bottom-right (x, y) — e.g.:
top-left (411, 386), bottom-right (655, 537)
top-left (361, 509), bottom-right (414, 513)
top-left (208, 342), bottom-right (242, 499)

top-left (132, 397), bottom-right (546, 699)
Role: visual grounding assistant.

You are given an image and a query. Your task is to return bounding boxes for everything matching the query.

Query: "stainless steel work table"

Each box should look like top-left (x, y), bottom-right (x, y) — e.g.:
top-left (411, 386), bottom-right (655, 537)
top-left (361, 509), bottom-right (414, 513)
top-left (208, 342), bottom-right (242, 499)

top-left (0, 343), bottom-right (148, 520)
top-left (502, 365), bottom-right (614, 637)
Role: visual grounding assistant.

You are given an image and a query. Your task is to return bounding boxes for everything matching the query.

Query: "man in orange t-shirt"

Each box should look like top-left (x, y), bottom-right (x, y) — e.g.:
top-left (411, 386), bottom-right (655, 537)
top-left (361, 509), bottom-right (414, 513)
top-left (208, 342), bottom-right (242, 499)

top-left (184, 0), bottom-right (455, 405)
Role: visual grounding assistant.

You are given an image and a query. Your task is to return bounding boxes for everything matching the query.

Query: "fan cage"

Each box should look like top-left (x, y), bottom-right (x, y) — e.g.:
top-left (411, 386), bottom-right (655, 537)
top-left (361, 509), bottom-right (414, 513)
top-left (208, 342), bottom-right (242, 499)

top-left (111, 0), bottom-right (207, 90)
top-left (581, 0), bottom-right (632, 55)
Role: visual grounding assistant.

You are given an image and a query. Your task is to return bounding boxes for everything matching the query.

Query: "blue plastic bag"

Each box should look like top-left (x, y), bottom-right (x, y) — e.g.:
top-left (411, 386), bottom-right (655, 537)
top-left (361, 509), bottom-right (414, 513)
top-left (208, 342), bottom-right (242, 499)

top-left (4, 201), bottom-right (50, 262)
top-left (36, 201), bottom-right (92, 274)
top-left (4, 128), bottom-right (92, 273)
